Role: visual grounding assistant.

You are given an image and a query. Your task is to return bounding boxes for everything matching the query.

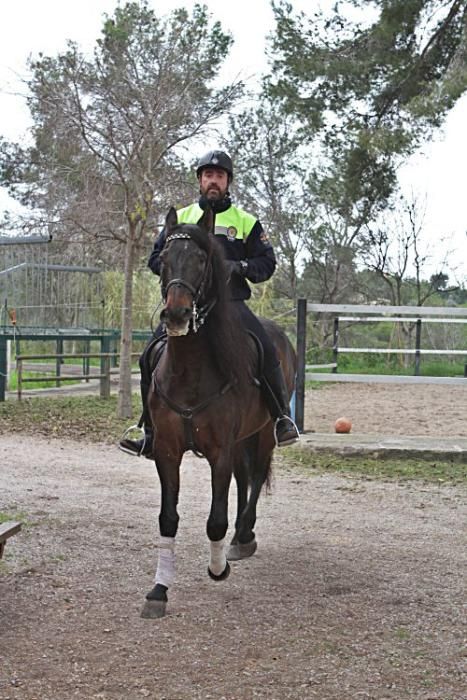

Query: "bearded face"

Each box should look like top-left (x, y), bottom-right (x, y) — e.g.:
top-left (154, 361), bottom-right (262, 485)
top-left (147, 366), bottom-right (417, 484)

top-left (199, 167), bottom-right (229, 201)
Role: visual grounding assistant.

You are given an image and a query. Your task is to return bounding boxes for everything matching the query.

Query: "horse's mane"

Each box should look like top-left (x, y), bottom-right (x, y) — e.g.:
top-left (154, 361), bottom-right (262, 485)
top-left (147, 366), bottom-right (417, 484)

top-left (176, 223), bottom-right (254, 391)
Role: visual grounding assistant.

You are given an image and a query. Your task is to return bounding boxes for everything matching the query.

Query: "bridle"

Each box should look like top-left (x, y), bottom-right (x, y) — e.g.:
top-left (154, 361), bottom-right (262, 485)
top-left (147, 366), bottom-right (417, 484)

top-left (160, 231), bottom-right (216, 333)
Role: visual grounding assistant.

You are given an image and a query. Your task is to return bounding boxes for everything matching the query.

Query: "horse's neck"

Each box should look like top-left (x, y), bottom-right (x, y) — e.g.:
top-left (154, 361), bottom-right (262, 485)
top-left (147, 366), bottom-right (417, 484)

top-left (161, 332), bottom-right (217, 392)
top-left (165, 333), bottom-right (205, 368)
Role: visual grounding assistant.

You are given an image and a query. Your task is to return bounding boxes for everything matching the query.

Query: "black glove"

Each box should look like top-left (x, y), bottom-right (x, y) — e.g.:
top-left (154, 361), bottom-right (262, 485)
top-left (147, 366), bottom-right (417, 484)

top-left (225, 260), bottom-right (248, 279)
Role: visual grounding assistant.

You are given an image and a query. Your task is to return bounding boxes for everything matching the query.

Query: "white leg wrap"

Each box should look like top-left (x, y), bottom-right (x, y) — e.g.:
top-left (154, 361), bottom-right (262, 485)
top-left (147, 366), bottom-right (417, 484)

top-left (209, 538), bottom-right (227, 577)
top-left (154, 536), bottom-right (176, 587)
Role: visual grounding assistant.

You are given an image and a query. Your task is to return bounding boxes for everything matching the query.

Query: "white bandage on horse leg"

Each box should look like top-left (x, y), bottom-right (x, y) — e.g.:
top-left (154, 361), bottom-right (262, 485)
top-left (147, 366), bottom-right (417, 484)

top-left (154, 536), bottom-right (176, 587)
top-left (209, 537), bottom-right (226, 577)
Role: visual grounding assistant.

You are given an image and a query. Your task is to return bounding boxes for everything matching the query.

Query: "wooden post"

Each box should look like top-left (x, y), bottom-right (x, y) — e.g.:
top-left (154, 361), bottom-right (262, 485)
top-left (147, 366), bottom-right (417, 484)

top-left (83, 339), bottom-right (90, 382)
top-left (414, 319), bottom-right (422, 376)
top-left (56, 337), bottom-right (63, 387)
top-left (295, 298), bottom-right (307, 433)
top-left (0, 335), bottom-right (7, 401)
top-left (100, 336), bottom-right (111, 399)
top-left (111, 333), bottom-right (118, 368)
top-left (5, 339), bottom-right (11, 391)
top-left (332, 317), bottom-right (339, 373)
top-left (17, 357), bottom-right (22, 401)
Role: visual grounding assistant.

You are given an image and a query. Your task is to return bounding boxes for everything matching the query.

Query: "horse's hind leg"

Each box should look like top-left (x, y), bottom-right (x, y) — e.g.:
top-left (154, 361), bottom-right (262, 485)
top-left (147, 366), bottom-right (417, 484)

top-left (141, 452), bottom-right (181, 619)
top-left (228, 433), bottom-right (273, 561)
top-left (227, 436), bottom-right (257, 560)
top-left (231, 439), bottom-right (252, 537)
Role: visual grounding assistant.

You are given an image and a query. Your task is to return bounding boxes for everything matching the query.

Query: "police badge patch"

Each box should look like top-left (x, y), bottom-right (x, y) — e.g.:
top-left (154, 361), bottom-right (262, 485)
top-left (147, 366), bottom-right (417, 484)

top-left (227, 226), bottom-right (237, 241)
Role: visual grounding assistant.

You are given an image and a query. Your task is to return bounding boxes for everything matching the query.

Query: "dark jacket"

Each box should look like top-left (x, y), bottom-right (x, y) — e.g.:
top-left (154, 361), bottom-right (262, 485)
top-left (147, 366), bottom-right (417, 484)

top-left (148, 199), bottom-right (276, 300)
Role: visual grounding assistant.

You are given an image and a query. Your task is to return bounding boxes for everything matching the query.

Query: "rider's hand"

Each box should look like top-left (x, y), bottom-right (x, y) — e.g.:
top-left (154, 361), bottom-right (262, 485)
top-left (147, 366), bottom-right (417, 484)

top-left (225, 260), bottom-right (248, 279)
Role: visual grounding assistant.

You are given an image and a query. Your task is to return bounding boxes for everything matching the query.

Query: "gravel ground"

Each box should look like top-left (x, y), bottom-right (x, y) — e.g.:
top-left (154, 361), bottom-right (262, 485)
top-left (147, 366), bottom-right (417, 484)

top-left (1, 428), bottom-right (466, 700)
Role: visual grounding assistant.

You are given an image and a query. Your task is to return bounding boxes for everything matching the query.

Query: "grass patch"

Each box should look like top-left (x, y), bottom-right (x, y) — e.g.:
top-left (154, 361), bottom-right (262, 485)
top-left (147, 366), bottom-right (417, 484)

top-left (305, 380), bottom-right (327, 390)
top-left (0, 510), bottom-right (29, 525)
top-left (394, 627), bottom-right (411, 640)
top-left (277, 448), bottom-right (466, 484)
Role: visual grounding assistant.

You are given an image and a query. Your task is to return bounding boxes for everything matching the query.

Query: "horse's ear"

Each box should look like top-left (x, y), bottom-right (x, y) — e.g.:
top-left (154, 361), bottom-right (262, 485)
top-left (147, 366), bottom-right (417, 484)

top-left (165, 207), bottom-right (178, 233)
top-left (197, 206), bottom-right (215, 234)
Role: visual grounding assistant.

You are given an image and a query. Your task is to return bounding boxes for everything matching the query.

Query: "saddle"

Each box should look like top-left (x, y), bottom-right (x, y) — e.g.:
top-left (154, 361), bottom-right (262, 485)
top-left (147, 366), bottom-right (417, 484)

top-left (146, 335), bottom-right (167, 375)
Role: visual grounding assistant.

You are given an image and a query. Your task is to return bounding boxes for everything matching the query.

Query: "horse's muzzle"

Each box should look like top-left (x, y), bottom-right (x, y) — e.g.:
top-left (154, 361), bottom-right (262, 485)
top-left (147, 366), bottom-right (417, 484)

top-left (160, 305), bottom-right (192, 336)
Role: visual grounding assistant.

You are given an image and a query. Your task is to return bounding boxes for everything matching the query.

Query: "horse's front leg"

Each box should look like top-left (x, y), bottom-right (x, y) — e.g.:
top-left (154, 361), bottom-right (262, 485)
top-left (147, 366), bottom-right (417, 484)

top-left (207, 451), bottom-right (233, 581)
top-left (141, 451), bottom-right (182, 619)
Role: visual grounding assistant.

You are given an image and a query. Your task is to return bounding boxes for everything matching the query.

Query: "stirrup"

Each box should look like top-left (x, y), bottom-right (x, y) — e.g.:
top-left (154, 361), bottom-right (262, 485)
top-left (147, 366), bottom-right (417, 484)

top-left (273, 415), bottom-right (300, 447)
top-left (119, 424), bottom-right (146, 456)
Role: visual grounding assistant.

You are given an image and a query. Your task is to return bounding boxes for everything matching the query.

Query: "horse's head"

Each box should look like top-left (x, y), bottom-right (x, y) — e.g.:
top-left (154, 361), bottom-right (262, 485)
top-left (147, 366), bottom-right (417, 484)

top-left (159, 207), bottom-right (215, 336)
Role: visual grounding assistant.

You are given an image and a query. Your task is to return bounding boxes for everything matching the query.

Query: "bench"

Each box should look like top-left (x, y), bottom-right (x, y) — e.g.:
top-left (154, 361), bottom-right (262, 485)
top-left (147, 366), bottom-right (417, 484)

top-left (0, 521), bottom-right (22, 559)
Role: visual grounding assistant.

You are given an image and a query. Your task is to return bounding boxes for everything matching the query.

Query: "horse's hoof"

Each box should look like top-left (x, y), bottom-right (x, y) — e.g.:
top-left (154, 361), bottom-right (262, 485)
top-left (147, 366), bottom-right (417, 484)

top-left (227, 539), bottom-right (257, 561)
top-left (140, 599), bottom-right (167, 619)
top-left (208, 562), bottom-right (231, 581)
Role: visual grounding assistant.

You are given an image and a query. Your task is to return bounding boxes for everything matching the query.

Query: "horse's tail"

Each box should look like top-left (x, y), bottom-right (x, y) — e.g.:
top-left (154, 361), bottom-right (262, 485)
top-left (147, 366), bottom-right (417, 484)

top-left (263, 458), bottom-right (273, 495)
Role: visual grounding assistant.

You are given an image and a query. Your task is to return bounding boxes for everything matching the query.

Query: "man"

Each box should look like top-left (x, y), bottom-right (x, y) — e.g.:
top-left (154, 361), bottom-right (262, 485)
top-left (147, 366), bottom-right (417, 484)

top-left (119, 149), bottom-right (299, 457)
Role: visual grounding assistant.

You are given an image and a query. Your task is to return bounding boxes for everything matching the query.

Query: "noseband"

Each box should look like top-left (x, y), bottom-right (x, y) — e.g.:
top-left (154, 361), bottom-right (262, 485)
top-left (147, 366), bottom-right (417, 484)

top-left (161, 231), bottom-right (216, 332)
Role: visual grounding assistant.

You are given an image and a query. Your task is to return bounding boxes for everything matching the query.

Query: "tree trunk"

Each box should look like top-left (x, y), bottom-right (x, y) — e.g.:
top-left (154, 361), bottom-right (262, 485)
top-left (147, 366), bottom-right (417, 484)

top-left (117, 225), bottom-right (136, 419)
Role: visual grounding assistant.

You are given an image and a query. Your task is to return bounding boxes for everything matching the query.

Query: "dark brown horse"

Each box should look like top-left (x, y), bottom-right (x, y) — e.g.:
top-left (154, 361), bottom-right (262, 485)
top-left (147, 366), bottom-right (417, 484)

top-left (141, 207), bottom-right (296, 618)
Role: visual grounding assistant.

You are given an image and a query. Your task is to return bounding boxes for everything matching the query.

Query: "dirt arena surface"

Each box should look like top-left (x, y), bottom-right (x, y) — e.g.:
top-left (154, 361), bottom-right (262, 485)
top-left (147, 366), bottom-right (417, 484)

top-left (304, 382), bottom-right (467, 438)
top-left (1, 410), bottom-right (466, 699)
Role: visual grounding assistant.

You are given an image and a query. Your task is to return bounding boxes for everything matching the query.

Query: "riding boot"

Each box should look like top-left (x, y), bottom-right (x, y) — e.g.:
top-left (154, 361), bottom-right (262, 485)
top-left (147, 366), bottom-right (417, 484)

top-left (261, 364), bottom-right (299, 447)
top-left (119, 380), bottom-right (154, 459)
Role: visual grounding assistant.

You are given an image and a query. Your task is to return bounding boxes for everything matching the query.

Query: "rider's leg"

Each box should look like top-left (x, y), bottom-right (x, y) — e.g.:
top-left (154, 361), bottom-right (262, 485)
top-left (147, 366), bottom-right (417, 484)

top-left (119, 325), bottom-right (166, 458)
top-left (234, 302), bottom-right (299, 447)
top-left (260, 362), bottom-right (300, 446)
top-left (119, 375), bottom-right (153, 457)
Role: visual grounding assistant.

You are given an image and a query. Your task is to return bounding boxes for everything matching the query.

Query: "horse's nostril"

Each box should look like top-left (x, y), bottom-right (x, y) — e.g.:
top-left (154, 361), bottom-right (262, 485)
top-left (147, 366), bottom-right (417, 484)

top-left (161, 306), bottom-right (192, 324)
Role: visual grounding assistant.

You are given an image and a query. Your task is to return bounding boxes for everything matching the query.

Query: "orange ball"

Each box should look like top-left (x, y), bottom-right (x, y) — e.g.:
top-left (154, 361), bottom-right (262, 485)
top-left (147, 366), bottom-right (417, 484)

top-left (335, 417), bottom-right (352, 433)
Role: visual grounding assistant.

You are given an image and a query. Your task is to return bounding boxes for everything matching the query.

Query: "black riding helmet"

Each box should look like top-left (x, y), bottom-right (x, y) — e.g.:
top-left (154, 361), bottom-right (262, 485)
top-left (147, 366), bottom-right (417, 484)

top-left (196, 150), bottom-right (233, 181)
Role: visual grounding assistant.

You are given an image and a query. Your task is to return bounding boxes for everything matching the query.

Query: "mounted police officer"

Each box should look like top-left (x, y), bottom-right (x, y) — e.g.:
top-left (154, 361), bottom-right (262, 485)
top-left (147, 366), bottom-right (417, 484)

top-left (120, 149), bottom-right (299, 457)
